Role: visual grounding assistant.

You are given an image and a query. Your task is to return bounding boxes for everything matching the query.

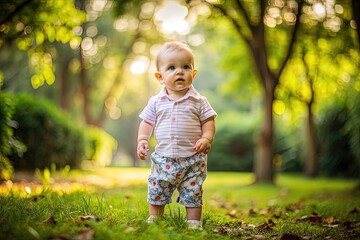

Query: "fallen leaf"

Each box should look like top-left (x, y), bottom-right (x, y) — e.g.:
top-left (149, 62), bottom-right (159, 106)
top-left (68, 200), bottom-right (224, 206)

top-left (220, 202), bottom-right (231, 209)
top-left (286, 203), bottom-right (302, 212)
top-left (213, 226), bottom-right (229, 234)
top-left (267, 219), bottom-right (276, 227)
top-left (48, 234), bottom-right (71, 240)
top-left (322, 224), bottom-right (339, 228)
top-left (213, 222), bottom-right (243, 235)
top-left (43, 215), bottom-right (57, 225)
top-left (247, 224), bottom-right (256, 229)
top-left (272, 208), bottom-right (284, 219)
top-left (107, 217), bottom-right (115, 224)
top-left (253, 234), bottom-right (267, 239)
top-left (255, 222), bottom-right (272, 231)
top-left (77, 228), bottom-right (95, 240)
top-left (279, 233), bottom-right (301, 240)
top-left (298, 214), bottom-right (322, 223)
top-left (249, 208), bottom-right (257, 216)
top-left (349, 208), bottom-right (359, 215)
top-left (226, 209), bottom-right (237, 218)
top-left (29, 195), bottom-right (45, 202)
top-left (341, 220), bottom-right (357, 230)
top-left (259, 209), bottom-right (268, 215)
top-left (80, 215), bottom-right (100, 222)
top-left (124, 226), bottom-right (136, 233)
top-left (324, 216), bottom-right (335, 224)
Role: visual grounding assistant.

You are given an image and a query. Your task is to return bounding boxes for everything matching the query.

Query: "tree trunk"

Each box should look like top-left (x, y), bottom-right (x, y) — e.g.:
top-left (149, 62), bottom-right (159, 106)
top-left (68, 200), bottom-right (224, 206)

top-left (249, 17), bottom-right (277, 183)
top-left (79, 51), bottom-right (92, 125)
top-left (352, 0), bottom-right (360, 46)
top-left (208, 0), bottom-right (303, 184)
top-left (254, 77), bottom-right (276, 183)
top-left (302, 44), bottom-right (318, 177)
top-left (77, 0), bottom-right (93, 125)
top-left (59, 58), bottom-right (71, 110)
top-left (305, 105), bottom-right (317, 177)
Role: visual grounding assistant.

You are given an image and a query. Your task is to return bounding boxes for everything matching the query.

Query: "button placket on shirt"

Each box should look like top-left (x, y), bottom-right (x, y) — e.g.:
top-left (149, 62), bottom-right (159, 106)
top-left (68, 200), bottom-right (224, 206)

top-left (170, 101), bottom-right (179, 156)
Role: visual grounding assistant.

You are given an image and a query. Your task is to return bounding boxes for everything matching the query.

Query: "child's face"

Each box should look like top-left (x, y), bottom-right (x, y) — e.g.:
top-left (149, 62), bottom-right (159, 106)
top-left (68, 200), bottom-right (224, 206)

top-left (155, 49), bottom-right (197, 95)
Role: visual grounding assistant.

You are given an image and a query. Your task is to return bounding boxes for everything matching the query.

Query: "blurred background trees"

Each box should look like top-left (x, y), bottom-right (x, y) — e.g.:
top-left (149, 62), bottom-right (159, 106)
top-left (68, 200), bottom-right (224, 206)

top-left (0, 0), bottom-right (359, 184)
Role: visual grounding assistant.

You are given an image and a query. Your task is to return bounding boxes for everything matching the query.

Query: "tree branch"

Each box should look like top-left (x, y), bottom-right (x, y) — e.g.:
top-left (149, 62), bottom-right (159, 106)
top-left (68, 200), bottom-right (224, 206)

top-left (212, 4), bottom-right (252, 47)
top-left (235, 0), bottom-right (252, 28)
top-left (94, 31), bottom-right (142, 126)
top-left (352, 0), bottom-right (360, 47)
top-left (0, 0), bottom-right (34, 26)
top-left (276, 0), bottom-right (304, 80)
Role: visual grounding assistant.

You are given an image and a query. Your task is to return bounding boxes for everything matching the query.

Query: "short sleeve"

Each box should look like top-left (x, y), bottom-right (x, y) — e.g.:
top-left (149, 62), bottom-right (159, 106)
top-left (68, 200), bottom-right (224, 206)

top-left (199, 97), bottom-right (217, 123)
top-left (139, 96), bottom-right (157, 125)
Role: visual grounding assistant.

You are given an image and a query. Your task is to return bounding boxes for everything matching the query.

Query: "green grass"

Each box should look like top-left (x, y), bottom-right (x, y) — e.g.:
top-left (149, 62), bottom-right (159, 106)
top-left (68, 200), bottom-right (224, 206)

top-left (1, 169), bottom-right (359, 239)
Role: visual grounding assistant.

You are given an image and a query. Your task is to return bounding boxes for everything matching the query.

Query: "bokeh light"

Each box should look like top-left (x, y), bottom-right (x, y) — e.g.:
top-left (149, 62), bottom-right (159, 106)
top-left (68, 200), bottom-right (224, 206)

top-left (130, 56), bottom-right (149, 75)
top-left (155, 1), bottom-right (190, 34)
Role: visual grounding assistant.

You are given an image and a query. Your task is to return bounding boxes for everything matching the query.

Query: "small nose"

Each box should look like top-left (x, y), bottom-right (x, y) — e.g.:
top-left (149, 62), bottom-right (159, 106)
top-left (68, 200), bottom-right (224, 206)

top-left (175, 68), bottom-right (183, 74)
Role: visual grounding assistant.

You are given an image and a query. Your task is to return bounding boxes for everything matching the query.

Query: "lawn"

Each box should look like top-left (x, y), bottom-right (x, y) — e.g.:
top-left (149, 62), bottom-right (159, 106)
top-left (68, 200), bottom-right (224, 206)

top-left (0, 168), bottom-right (359, 240)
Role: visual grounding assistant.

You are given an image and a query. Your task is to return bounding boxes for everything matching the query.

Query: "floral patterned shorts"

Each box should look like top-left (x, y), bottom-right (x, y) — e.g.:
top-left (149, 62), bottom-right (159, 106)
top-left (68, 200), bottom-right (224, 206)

top-left (147, 152), bottom-right (207, 207)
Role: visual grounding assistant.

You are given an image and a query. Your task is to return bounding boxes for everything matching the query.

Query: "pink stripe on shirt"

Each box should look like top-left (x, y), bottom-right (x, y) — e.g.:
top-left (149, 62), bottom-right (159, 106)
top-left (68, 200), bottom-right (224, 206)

top-left (139, 86), bottom-right (217, 158)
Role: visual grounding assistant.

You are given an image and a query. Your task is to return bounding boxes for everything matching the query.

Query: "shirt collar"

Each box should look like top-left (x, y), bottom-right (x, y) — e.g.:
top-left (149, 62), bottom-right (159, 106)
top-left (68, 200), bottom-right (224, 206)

top-left (158, 85), bottom-right (201, 101)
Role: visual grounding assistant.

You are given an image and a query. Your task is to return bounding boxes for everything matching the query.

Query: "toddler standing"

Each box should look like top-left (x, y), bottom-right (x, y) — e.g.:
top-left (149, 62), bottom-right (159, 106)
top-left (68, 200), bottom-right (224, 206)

top-left (137, 42), bottom-right (216, 230)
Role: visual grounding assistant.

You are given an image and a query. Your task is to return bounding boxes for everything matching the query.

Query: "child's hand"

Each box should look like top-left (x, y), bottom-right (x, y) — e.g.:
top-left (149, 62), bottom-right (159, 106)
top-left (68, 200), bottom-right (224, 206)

top-left (137, 140), bottom-right (149, 160)
top-left (194, 137), bottom-right (211, 154)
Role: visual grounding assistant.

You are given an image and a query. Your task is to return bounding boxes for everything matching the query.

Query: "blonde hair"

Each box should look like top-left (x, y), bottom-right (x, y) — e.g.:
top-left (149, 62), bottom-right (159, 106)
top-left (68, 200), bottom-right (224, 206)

top-left (155, 41), bottom-right (195, 70)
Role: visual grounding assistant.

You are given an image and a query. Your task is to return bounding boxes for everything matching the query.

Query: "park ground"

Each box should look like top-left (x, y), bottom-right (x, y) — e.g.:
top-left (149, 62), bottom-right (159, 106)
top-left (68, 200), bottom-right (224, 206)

top-left (0, 168), bottom-right (360, 239)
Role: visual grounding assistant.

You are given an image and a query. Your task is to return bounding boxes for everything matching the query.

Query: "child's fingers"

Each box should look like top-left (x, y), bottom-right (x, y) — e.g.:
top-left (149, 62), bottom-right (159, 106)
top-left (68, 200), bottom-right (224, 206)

top-left (137, 143), bottom-right (150, 160)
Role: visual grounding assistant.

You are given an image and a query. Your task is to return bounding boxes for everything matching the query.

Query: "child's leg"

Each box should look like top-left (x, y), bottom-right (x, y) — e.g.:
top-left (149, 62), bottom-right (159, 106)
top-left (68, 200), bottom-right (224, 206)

top-left (186, 206), bottom-right (202, 220)
top-left (149, 204), bottom-right (165, 216)
top-left (147, 204), bottom-right (165, 223)
top-left (186, 206), bottom-right (203, 230)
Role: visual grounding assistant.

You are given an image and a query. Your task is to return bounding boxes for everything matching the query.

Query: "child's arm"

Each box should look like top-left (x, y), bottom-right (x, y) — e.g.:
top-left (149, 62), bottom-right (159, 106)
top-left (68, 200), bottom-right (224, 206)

top-left (194, 117), bottom-right (216, 154)
top-left (137, 120), bottom-right (154, 160)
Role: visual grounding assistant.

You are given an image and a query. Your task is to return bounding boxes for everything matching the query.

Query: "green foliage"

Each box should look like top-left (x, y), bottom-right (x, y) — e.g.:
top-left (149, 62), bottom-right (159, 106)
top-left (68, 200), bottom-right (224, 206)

top-left (34, 163), bottom-right (71, 187)
top-left (85, 127), bottom-right (118, 167)
top-left (0, 93), bottom-right (118, 172)
top-left (0, 154), bottom-right (13, 181)
top-left (0, 0), bottom-right (86, 89)
top-left (273, 124), bottom-right (303, 173)
top-left (10, 94), bottom-right (87, 170)
top-left (317, 101), bottom-right (360, 178)
top-left (208, 111), bottom-right (261, 171)
top-left (345, 86), bottom-right (360, 180)
top-left (0, 93), bottom-right (15, 156)
top-left (112, 0), bottom-right (147, 16)
top-left (0, 93), bottom-right (24, 180)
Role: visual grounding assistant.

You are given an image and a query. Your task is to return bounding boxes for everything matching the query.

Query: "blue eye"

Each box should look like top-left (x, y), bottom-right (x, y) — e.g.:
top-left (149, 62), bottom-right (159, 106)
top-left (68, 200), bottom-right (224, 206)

top-left (168, 66), bottom-right (175, 70)
top-left (184, 65), bottom-right (191, 69)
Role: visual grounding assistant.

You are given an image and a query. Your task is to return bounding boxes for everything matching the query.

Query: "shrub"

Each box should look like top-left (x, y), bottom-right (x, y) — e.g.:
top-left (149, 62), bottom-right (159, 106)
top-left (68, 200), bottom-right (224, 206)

top-left (317, 104), bottom-right (360, 178)
top-left (10, 94), bottom-right (87, 170)
top-left (208, 111), bottom-right (260, 171)
top-left (273, 122), bottom-right (304, 173)
top-left (0, 93), bottom-right (15, 157)
top-left (0, 93), bottom-right (18, 180)
top-left (84, 126), bottom-right (117, 167)
top-left (346, 90), bottom-right (360, 180)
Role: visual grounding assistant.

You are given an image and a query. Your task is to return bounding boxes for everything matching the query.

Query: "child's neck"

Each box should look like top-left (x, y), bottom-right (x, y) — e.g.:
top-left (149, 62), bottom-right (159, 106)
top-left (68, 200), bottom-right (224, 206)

top-left (166, 88), bottom-right (189, 101)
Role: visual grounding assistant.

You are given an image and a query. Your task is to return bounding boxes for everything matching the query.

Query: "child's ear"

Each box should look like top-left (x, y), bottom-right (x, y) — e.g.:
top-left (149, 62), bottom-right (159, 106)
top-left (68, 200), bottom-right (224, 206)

top-left (155, 72), bottom-right (162, 80)
top-left (155, 72), bottom-right (164, 84)
top-left (193, 69), bottom-right (198, 78)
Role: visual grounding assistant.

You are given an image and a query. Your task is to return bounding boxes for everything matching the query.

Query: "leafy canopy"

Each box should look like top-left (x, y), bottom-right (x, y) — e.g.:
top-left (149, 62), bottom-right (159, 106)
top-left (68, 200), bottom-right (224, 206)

top-left (0, 0), bottom-right (86, 89)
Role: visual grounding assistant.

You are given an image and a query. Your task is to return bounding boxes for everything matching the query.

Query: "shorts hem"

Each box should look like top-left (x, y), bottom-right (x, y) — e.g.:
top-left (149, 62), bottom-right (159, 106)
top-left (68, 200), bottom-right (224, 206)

top-left (178, 201), bottom-right (203, 208)
top-left (147, 200), bottom-right (172, 205)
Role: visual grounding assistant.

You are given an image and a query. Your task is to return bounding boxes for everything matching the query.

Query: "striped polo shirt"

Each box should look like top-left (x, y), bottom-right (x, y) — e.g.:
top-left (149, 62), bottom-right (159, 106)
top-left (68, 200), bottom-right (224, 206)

top-left (139, 85), bottom-right (217, 158)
